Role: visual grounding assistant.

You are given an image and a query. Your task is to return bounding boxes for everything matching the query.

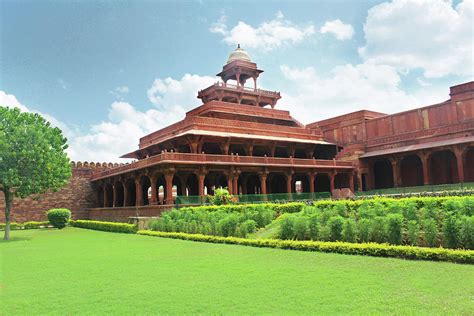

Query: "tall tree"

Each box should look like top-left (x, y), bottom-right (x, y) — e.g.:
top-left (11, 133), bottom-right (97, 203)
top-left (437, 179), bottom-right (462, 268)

top-left (0, 107), bottom-right (71, 240)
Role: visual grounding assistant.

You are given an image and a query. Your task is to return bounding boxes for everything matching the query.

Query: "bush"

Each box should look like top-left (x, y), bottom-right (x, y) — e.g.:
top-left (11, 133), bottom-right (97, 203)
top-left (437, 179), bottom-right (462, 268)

top-left (327, 216), bottom-right (344, 241)
top-left (23, 221), bottom-right (49, 229)
top-left (71, 220), bottom-right (137, 233)
top-left (138, 230), bottom-right (474, 264)
top-left (443, 216), bottom-right (459, 248)
top-left (342, 219), bottom-right (357, 243)
top-left (387, 213), bottom-right (403, 245)
top-left (407, 220), bottom-right (420, 246)
top-left (47, 208), bottom-right (71, 229)
top-left (208, 188), bottom-right (236, 205)
top-left (239, 220), bottom-right (257, 238)
top-left (294, 216), bottom-right (309, 240)
top-left (458, 216), bottom-right (474, 249)
top-left (423, 219), bottom-right (438, 247)
top-left (308, 214), bottom-right (320, 240)
top-left (358, 219), bottom-right (371, 243)
top-left (217, 214), bottom-right (239, 237)
top-left (280, 215), bottom-right (296, 240)
top-left (369, 217), bottom-right (387, 244)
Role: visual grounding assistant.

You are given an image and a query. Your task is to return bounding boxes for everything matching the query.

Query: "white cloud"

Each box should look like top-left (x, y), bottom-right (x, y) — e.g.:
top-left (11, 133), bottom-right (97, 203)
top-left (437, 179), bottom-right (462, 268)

top-left (278, 62), bottom-right (451, 123)
top-left (320, 19), bottom-right (355, 40)
top-left (110, 85), bottom-right (130, 100)
top-left (210, 13), bottom-right (315, 51)
top-left (0, 91), bottom-right (30, 112)
top-left (359, 0), bottom-right (474, 78)
top-left (147, 73), bottom-right (216, 108)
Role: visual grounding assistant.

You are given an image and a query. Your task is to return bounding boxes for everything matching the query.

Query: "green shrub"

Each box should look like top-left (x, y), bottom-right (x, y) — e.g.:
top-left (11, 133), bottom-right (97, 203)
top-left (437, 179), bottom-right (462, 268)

top-left (358, 218), bottom-right (371, 243)
top-left (308, 214), bottom-right (320, 240)
top-left (444, 216), bottom-right (459, 248)
top-left (47, 208), bottom-right (71, 229)
top-left (407, 220), bottom-right (420, 246)
top-left (387, 213), bottom-right (404, 245)
top-left (208, 188), bottom-right (236, 205)
top-left (458, 216), bottom-right (473, 250)
top-left (423, 219), bottom-right (438, 247)
top-left (71, 220), bottom-right (137, 233)
top-left (280, 215), bottom-right (296, 240)
top-left (369, 217), bottom-right (387, 244)
top-left (239, 220), bottom-right (257, 238)
top-left (217, 214), bottom-right (239, 237)
top-left (23, 221), bottom-right (49, 229)
top-left (342, 219), bottom-right (357, 243)
top-left (138, 230), bottom-right (474, 264)
top-left (294, 216), bottom-right (309, 240)
top-left (327, 216), bottom-right (344, 241)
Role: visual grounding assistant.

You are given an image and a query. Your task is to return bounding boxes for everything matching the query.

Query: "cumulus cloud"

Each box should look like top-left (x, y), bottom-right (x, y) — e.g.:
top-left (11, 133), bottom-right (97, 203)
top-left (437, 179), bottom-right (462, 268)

top-left (359, 0), bottom-right (474, 78)
top-left (209, 12), bottom-right (315, 51)
top-left (147, 73), bottom-right (216, 108)
top-left (320, 19), bottom-right (354, 40)
top-left (109, 85), bottom-right (130, 100)
top-left (277, 63), bottom-right (450, 123)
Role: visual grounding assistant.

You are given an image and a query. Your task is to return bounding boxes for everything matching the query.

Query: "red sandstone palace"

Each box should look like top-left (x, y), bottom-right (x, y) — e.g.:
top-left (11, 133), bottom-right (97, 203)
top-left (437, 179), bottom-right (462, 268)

top-left (3, 46), bottom-right (473, 222)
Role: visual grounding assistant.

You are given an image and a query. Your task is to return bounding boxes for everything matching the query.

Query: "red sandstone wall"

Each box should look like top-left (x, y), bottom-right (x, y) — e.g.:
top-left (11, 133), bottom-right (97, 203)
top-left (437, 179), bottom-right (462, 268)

top-left (87, 205), bottom-right (172, 223)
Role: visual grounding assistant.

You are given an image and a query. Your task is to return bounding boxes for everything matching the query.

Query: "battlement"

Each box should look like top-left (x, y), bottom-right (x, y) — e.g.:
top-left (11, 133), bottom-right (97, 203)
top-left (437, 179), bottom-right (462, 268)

top-left (71, 161), bottom-right (127, 169)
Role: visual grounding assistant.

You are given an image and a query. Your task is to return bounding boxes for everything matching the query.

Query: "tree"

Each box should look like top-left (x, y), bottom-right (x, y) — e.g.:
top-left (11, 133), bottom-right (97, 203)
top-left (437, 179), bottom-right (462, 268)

top-left (0, 107), bottom-right (71, 240)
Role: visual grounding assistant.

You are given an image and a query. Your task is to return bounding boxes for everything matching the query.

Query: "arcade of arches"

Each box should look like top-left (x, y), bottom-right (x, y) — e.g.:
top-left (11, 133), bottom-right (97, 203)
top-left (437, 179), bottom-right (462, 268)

top-left (96, 169), bottom-right (354, 208)
top-left (362, 146), bottom-right (474, 190)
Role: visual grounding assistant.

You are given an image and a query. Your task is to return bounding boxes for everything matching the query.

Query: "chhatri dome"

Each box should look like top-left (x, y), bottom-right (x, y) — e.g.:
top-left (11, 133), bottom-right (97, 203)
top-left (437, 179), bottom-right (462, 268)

top-left (227, 44), bottom-right (252, 63)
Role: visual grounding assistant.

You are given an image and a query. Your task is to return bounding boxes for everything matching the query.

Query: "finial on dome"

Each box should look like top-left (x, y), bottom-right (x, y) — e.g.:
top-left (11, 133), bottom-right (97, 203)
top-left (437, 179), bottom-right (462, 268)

top-left (237, 44), bottom-right (240, 48)
top-left (227, 45), bottom-right (251, 64)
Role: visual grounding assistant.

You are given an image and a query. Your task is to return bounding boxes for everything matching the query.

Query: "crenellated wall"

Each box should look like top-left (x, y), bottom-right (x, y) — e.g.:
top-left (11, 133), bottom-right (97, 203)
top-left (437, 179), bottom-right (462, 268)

top-left (0, 161), bottom-right (123, 223)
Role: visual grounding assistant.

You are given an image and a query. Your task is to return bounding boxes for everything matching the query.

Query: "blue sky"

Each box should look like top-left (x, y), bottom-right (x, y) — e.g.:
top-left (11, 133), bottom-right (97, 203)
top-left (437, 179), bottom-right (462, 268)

top-left (1, 0), bottom-right (472, 161)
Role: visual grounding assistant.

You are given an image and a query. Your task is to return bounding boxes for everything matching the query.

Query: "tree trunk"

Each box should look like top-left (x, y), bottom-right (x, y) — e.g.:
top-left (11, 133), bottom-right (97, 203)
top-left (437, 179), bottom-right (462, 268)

top-left (4, 190), bottom-right (13, 241)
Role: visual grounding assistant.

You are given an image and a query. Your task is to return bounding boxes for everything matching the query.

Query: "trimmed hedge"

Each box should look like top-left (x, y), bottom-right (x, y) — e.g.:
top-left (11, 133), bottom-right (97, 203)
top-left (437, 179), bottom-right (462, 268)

top-left (177, 202), bottom-right (304, 214)
top-left (137, 230), bottom-right (474, 264)
top-left (47, 208), bottom-right (71, 229)
top-left (70, 220), bottom-right (137, 233)
top-left (0, 221), bottom-right (50, 230)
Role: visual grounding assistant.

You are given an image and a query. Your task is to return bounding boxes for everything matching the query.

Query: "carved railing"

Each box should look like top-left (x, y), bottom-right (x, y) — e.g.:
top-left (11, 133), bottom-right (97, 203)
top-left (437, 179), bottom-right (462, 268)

top-left (91, 152), bottom-right (354, 180)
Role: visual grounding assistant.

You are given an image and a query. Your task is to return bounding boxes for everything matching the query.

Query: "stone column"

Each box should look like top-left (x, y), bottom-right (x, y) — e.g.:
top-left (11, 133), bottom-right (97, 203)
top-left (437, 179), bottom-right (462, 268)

top-left (349, 173), bottom-right (355, 193)
top-left (391, 158), bottom-right (401, 187)
top-left (150, 175), bottom-right (157, 205)
top-left (286, 173), bottom-right (292, 199)
top-left (103, 185), bottom-right (107, 208)
top-left (198, 172), bottom-right (206, 197)
top-left (454, 147), bottom-right (465, 183)
top-left (232, 173), bottom-right (239, 195)
top-left (419, 152), bottom-right (430, 185)
top-left (135, 179), bottom-right (143, 206)
top-left (259, 173), bottom-right (268, 195)
top-left (330, 172), bottom-right (336, 193)
top-left (357, 172), bottom-right (363, 192)
top-left (112, 184), bottom-right (117, 207)
top-left (165, 172), bottom-right (174, 205)
top-left (227, 173), bottom-right (233, 194)
top-left (309, 172), bottom-right (315, 193)
top-left (123, 182), bottom-right (128, 206)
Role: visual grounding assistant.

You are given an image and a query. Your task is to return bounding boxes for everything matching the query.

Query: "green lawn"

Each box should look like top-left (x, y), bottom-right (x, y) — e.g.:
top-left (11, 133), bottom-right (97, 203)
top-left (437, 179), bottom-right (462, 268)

top-left (1, 228), bottom-right (473, 314)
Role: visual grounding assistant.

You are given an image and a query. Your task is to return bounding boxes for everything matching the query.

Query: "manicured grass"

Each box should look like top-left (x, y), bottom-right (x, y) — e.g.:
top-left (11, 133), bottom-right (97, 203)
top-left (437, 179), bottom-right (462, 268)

top-left (1, 228), bottom-right (473, 314)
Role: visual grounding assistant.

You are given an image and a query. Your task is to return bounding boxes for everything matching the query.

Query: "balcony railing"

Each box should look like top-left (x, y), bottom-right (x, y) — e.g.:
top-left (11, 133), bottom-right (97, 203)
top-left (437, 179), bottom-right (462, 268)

top-left (199, 82), bottom-right (281, 98)
top-left (91, 152), bottom-right (354, 181)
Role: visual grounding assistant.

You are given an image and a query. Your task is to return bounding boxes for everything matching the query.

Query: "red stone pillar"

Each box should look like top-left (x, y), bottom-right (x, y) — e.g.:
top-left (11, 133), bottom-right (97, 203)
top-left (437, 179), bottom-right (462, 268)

top-left (232, 173), bottom-right (239, 195)
top-left (357, 172), bottom-right (363, 192)
top-left (391, 158), bottom-right (401, 187)
top-left (150, 175), bottom-right (157, 205)
top-left (135, 179), bottom-right (143, 206)
top-left (349, 173), bottom-right (355, 193)
top-left (198, 173), bottom-right (206, 197)
top-left (309, 173), bottom-right (315, 193)
top-left (103, 185), bottom-right (107, 208)
top-left (165, 172), bottom-right (174, 205)
top-left (112, 184), bottom-right (117, 207)
top-left (330, 172), bottom-right (335, 193)
top-left (227, 173), bottom-right (233, 194)
top-left (286, 173), bottom-right (292, 201)
top-left (419, 153), bottom-right (430, 185)
top-left (260, 173), bottom-right (268, 195)
top-left (455, 147), bottom-right (465, 183)
top-left (123, 182), bottom-right (128, 206)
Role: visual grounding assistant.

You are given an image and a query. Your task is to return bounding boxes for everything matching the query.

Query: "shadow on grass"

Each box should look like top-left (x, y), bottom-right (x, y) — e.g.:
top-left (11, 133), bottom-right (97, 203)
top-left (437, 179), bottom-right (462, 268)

top-left (0, 235), bottom-right (33, 243)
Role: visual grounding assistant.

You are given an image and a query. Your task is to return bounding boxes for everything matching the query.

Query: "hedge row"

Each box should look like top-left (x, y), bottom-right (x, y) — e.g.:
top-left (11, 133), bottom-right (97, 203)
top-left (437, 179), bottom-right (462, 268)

top-left (137, 230), bottom-right (474, 264)
top-left (0, 221), bottom-right (50, 230)
top-left (70, 220), bottom-right (137, 233)
top-left (177, 202), bottom-right (304, 214)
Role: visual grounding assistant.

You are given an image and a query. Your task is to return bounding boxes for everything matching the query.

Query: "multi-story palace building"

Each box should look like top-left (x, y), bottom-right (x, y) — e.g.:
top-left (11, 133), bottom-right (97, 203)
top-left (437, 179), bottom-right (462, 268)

top-left (2, 46), bottom-right (473, 222)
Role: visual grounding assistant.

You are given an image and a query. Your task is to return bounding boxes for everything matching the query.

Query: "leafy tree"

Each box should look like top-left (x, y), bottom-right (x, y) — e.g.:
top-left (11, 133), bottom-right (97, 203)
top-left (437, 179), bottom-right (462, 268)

top-left (0, 107), bottom-right (71, 240)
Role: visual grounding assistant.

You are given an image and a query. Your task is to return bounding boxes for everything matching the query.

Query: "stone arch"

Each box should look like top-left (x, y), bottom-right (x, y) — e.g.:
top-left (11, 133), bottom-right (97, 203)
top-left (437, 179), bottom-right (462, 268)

top-left (186, 173), bottom-right (199, 196)
top-left (140, 176), bottom-right (151, 206)
top-left (154, 174), bottom-right (166, 204)
top-left (400, 155), bottom-right (424, 187)
top-left (268, 173), bottom-right (287, 194)
top-left (430, 150), bottom-right (458, 184)
top-left (245, 173), bottom-right (261, 195)
top-left (114, 181), bottom-right (124, 207)
top-left (104, 183), bottom-right (113, 207)
top-left (334, 173), bottom-right (350, 189)
top-left (315, 174), bottom-right (330, 192)
top-left (293, 173), bottom-right (310, 193)
top-left (373, 159), bottom-right (394, 189)
top-left (465, 147), bottom-right (474, 182)
top-left (124, 179), bottom-right (136, 206)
